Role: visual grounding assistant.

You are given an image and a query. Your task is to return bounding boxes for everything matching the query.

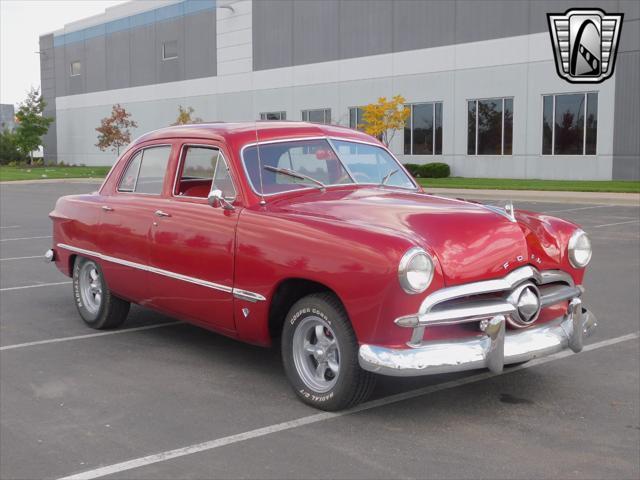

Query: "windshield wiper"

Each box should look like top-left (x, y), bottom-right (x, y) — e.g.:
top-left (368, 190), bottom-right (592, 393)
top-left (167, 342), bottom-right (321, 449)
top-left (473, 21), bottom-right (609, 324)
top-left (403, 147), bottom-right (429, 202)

top-left (380, 169), bottom-right (398, 186)
top-left (264, 166), bottom-right (326, 191)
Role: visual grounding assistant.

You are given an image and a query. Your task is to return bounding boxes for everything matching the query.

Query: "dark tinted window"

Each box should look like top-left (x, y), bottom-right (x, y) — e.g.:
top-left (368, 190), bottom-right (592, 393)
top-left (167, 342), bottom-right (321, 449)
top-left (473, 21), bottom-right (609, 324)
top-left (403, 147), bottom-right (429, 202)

top-left (467, 101), bottom-right (476, 155)
top-left (542, 95), bottom-right (553, 155)
top-left (585, 93), bottom-right (598, 155)
top-left (477, 99), bottom-right (503, 155)
top-left (504, 98), bottom-right (513, 155)
top-left (403, 102), bottom-right (443, 155)
top-left (554, 94), bottom-right (584, 155)
top-left (302, 108), bottom-right (331, 124)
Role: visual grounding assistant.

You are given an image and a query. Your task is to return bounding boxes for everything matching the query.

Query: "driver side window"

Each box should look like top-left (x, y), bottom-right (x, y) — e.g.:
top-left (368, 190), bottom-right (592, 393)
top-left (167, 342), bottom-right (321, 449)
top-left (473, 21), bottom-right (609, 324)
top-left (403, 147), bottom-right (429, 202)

top-left (175, 145), bottom-right (236, 200)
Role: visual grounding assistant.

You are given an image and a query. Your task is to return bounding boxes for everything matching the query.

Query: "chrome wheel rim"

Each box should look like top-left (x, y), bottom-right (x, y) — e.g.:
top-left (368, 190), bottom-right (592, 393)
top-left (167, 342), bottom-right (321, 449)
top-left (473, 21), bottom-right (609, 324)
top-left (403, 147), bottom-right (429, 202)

top-left (79, 261), bottom-right (103, 315)
top-left (292, 316), bottom-right (341, 393)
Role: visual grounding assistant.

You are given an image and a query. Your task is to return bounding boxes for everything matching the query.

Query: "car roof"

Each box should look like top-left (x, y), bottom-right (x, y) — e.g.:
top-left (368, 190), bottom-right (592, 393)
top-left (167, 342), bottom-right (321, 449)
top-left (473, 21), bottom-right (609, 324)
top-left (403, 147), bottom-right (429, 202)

top-left (133, 121), bottom-right (379, 147)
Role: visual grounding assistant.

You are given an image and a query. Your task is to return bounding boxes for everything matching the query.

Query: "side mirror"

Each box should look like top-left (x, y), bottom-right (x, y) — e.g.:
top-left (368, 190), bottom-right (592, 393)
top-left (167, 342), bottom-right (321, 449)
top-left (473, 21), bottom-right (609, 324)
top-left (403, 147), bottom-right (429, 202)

top-left (208, 189), bottom-right (235, 210)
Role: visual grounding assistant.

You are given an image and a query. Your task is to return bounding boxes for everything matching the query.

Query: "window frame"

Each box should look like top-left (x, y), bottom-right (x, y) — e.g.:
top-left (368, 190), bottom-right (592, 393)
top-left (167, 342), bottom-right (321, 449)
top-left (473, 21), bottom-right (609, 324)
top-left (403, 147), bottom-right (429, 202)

top-left (259, 111), bottom-right (286, 121)
top-left (116, 144), bottom-right (173, 196)
top-left (301, 108), bottom-right (331, 124)
top-left (172, 143), bottom-right (238, 202)
top-left (541, 91), bottom-right (598, 156)
top-left (348, 106), bottom-right (365, 131)
top-left (162, 40), bottom-right (178, 61)
top-left (404, 101), bottom-right (444, 156)
top-left (467, 97), bottom-right (514, 156)
top-left (70, 61), bottom-right (81, 77)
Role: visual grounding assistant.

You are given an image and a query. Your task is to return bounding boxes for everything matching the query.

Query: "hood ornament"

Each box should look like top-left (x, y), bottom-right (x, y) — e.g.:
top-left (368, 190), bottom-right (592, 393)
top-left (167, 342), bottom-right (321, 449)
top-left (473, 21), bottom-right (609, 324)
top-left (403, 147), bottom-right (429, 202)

top-left (504, 200), bottom-right (516, 222)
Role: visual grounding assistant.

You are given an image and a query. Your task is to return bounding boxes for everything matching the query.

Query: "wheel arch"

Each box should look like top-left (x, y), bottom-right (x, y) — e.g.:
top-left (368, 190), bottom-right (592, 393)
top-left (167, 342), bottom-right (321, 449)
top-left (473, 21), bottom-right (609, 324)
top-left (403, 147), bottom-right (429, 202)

top-left (268, 277), bottom-right (348, 344)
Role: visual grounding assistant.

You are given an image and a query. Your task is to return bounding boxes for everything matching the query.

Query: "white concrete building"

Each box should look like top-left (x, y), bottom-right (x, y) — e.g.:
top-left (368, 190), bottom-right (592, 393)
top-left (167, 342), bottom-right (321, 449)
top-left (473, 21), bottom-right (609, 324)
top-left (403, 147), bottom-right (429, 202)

top-left (40, 0), bottom-right (640, 179)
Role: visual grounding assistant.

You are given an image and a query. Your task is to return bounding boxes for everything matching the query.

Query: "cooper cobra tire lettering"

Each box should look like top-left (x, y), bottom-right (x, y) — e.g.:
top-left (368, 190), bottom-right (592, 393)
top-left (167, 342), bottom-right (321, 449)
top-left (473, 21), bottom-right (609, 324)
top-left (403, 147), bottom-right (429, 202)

top-left (281, 293), bottom-right (376, 411)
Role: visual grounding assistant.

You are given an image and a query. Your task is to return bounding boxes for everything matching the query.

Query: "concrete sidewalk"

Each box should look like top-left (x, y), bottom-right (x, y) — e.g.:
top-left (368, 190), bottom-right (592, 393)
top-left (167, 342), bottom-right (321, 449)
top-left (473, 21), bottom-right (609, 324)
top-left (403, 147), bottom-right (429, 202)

top-left (426, 187), bottom-right (640, 206)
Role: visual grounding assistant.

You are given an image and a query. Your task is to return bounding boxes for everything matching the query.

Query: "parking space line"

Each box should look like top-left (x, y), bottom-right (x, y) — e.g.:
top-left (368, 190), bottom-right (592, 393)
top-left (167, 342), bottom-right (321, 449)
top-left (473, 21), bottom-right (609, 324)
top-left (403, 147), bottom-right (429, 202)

top-left (543, 205), bottom-right (613, 214)
top-left (0, 281), bottom-right (71, 292)
top-left (57, 331), bottom-right (639, 480)
top-left (0, 225), bottom-right (21, 229)
top-left (0, 235), bottom-right (52, 242)
top-left (0, 321), bottom-right (182, 352)
top-left (592, 220), bottom-right (639, 228)
top-left (0, 255), bottom-right (43, 262)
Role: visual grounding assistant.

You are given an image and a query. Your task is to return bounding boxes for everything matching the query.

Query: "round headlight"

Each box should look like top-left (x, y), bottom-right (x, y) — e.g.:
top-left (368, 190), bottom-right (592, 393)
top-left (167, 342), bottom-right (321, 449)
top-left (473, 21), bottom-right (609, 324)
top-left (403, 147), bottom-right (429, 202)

top-left (398, 247), bottom-right (434, 294)
top-left (568, 230), bottom-right (592, 268)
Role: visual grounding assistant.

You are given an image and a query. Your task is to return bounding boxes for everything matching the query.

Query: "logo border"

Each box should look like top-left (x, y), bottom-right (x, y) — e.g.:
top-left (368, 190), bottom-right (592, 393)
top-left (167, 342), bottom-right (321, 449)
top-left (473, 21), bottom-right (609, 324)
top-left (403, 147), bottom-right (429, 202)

top-left (547, 8), bottom-right (624, 85)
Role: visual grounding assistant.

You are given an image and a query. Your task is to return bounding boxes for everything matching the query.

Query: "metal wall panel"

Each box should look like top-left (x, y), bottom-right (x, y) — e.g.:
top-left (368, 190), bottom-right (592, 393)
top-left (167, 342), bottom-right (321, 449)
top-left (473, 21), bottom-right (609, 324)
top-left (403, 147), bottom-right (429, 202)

top-left (106, 30), bottom-right (131, 90)
top-left (130, 24), bottom-right (156, 87)
top-left (392, 0), bottom-right (455, 53)
top-left (85, 36), bottom-right (107, 93)
top-left (184, 9), bottom-right (217, 79)
top-left (292, 0), bottom-right (339, 66)
top-left (612, 52), bottom-right (640, 179)
top-left (454, 0), bottom-right (529, 44)
top-left (340, 0), bottom-right (392, 60)
top-left (65, 42), bottom-right (85, 95)
top-left (252, 0), bottom-right (293, 70)
top-left (39, 34), bottom-right (57, 162)
top-left (156, 17), bottom-right (185, 84)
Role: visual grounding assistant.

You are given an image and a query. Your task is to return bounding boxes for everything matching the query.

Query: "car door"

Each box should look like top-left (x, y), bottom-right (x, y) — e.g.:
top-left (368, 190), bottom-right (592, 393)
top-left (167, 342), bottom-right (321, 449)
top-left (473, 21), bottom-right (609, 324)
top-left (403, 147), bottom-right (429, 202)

top-left (145, 142), bottom-right (240, 333)
top-left (97, 144), bottom-right (173, 304)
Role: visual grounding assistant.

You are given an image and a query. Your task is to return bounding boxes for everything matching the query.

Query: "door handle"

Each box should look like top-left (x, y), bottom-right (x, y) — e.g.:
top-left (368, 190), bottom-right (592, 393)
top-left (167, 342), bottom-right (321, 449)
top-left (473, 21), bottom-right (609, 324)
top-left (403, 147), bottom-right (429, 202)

top-left (154, 210), bottom-right (171, 218)
top-left (101, 205), bottom-right (113, 212)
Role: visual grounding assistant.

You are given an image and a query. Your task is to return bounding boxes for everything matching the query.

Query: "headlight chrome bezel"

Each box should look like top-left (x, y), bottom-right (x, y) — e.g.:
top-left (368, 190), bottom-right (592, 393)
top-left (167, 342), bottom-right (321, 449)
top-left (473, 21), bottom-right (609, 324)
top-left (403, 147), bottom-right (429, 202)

top-left (568, 229), bottom-right (592, 268)
top-left (398, 247), bottom-right (434, 294)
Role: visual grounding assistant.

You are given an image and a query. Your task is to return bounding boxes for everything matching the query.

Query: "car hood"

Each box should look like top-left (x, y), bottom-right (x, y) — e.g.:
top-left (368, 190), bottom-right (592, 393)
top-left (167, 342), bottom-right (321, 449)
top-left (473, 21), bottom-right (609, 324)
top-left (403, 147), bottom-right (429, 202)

top-left (273, 187), bottom-right (530, 286)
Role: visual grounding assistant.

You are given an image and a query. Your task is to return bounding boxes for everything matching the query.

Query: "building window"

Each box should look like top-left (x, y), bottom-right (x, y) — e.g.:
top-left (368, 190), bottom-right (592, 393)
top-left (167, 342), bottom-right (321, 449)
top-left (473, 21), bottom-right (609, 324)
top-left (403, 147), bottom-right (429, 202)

top-left (70, 61), bottom-right (81, 76)
top-left (302, 108), bottom-right (331, 124)
top-left (404, 102), bottom-right (443, 155)
top-left (162, 40), bottom-right (178, 60)
top-left (542, 93), bottom-right (597, 155)
top-left (467, 98), bottom-right (513, 155)
top-left (349, 107), bottom-right (367, 131)
top-left (260, 111), bottom-right (286, 121)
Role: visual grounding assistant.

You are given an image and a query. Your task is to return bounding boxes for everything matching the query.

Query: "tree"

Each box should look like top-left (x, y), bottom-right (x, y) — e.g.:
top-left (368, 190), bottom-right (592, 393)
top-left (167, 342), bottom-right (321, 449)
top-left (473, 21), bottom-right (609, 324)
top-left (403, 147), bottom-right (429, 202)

top-left (172, 105), bottom-right (202, 126)
top-left (14, 87), bottom-right (54, 164)
top-left (0, 129), bottom-right (26, 165)
top-left (360, 95), bottom-right (410, 147)
top-left (96, 104), bottom-right (138, 156)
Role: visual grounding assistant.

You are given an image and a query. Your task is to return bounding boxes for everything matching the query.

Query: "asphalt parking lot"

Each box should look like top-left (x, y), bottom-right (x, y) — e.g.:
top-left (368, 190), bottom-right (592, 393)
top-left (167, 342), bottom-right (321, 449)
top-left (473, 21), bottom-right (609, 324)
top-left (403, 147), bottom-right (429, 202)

top-left (1, 181), bottom-right (638, 480)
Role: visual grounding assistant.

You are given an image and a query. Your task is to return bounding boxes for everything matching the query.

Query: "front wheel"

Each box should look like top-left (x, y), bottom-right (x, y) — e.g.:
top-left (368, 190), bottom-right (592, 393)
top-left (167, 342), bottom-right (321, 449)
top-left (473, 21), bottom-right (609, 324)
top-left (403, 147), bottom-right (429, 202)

top-left (281, 293), bottom-right (376, 411)
top-left (73, 257), bottom-right (130, 329)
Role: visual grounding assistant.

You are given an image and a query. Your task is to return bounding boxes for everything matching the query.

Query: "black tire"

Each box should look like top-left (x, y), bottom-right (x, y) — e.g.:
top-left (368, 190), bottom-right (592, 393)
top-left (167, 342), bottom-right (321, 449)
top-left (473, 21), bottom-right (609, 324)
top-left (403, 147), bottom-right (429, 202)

top-left (72, 256), bottom-right (130, 329)
top-left (281, 293), bottom-right (376, 411)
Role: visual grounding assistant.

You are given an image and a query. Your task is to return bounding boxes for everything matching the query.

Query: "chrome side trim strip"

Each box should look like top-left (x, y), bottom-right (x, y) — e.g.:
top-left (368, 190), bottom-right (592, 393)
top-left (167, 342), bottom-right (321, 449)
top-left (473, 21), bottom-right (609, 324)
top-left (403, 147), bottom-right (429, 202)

top-left (57, 243), bottom-right (265, 302)
top-left (232, 288), bottom-right (267, 303)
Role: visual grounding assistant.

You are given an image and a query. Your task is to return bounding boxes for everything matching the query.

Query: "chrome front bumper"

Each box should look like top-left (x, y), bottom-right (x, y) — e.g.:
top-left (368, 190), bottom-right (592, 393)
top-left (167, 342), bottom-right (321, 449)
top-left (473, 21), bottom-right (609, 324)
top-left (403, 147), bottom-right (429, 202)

top-left (358, 298), bottom-right (598, 377)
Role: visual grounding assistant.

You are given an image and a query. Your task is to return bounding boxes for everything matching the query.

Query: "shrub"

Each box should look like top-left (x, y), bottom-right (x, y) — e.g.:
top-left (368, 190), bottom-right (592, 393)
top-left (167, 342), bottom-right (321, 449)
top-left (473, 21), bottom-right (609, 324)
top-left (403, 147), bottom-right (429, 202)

top-left (403, 162), bottom-right (450, 178)
top-left (403, 163), bottom-right (421, 177)
top-left (0, 129), bottom-right (26, 165)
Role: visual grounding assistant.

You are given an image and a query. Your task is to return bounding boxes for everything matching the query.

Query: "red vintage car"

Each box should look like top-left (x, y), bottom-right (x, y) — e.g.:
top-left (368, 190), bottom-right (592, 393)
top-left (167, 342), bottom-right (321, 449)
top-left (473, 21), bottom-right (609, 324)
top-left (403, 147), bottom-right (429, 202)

top-left (47, 122), bottom-right (596, 410)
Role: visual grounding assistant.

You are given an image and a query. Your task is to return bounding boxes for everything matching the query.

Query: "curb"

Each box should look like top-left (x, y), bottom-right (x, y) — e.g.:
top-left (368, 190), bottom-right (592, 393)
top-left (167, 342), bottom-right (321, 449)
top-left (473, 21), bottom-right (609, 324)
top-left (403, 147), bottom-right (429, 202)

top-left (425, 188), bottom-right (640, 206)
top-left (0, 178), bottom-right (104, 185)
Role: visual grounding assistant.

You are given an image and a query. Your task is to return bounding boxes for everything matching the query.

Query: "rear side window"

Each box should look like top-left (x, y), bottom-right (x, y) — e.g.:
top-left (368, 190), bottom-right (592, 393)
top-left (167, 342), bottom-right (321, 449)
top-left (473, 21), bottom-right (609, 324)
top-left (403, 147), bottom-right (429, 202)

top-left (118, 146), bottom-right (171, 194)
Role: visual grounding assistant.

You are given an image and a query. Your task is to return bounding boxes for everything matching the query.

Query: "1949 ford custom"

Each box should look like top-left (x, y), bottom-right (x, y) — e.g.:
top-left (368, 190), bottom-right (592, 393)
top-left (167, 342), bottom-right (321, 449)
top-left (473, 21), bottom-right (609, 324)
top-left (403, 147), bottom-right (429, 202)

top-left (47, 122), bottom-right (596, 410)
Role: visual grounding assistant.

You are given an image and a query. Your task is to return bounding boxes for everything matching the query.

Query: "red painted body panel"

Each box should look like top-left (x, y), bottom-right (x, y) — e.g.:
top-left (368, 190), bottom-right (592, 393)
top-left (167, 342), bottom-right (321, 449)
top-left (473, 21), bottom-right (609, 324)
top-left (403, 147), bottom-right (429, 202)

top-left (49, 122), bottom-right (589, 350)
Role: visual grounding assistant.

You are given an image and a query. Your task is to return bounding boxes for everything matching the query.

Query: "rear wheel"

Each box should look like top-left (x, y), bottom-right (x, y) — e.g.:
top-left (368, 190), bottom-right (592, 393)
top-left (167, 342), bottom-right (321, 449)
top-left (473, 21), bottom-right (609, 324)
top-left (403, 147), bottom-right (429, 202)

top-left (281, 293), bottom-right (376, 411)
top-left (73, 257), bottom-right (130, 329)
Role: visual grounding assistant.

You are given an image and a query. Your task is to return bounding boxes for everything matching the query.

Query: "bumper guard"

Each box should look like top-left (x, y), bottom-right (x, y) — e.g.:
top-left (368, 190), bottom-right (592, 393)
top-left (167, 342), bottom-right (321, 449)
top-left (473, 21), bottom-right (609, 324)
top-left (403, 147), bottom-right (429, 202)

top-left (359, 298), bottom-right (597, 377)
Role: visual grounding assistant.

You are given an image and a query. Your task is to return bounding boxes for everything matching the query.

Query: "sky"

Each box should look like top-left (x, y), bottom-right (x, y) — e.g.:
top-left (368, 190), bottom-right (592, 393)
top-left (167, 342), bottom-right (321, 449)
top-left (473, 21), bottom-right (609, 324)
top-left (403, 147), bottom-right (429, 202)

top-left (0, 0), bottom-right (127, 107)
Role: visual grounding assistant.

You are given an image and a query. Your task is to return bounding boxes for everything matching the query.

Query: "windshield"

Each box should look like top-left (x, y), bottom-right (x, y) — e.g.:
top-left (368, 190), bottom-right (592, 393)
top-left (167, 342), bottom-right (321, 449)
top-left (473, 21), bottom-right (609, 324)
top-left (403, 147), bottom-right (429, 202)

top-left (242, 139), bottom-right (415, 195)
